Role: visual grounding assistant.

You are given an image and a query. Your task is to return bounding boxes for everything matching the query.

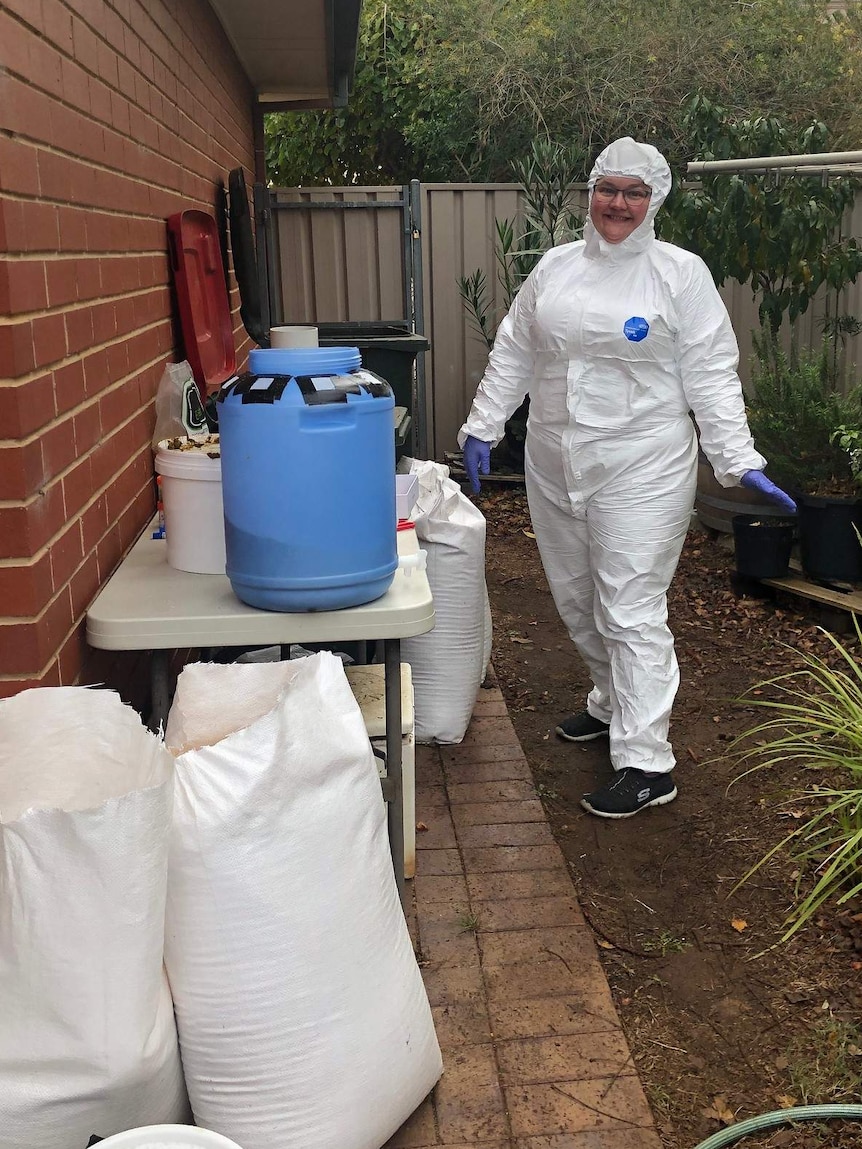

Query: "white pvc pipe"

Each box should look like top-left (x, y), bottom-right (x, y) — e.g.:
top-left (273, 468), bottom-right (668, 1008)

top-left (688, 149), bottom-right (862, 175)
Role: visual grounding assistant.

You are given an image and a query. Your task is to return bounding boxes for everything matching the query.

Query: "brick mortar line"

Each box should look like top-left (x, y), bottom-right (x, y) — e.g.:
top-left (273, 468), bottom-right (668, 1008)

top-left (1, 123), bottom-right (252, 193)
top-left (445, 701), bottom-right (529, 1149)
top-left (2, 8), bottom-right (252, 151)
top-left (0, 428), bottom-right (153, 512)
top-left (438, 680), bottom-right (658, 1146)
top-left (1, 347), bottom-right (169, 452)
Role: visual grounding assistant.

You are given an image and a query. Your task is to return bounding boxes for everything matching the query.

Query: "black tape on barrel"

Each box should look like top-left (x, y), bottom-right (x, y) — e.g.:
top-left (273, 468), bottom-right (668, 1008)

top-left (229, 375), bottom-right (292, 404)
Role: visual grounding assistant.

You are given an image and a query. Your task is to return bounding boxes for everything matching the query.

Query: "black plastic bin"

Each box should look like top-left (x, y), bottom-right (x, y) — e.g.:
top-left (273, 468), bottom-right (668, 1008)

top-left (732, 513), bottom-right (796, 580)
top-left (316, 322), bottom-right (429, 457)
top-left (797, 492), bottom-right (862, 584)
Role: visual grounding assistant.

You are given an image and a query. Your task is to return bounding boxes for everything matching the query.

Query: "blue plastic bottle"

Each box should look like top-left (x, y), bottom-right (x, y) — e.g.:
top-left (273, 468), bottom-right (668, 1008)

top-left (217, 346), bottom-right (398, 611)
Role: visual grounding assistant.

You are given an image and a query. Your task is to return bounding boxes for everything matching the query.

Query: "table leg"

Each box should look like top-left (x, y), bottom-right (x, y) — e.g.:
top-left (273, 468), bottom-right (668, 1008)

top-left (384, 638), bottom-right (405, 907)
top-left (148, 649), bottom-right (171, 734)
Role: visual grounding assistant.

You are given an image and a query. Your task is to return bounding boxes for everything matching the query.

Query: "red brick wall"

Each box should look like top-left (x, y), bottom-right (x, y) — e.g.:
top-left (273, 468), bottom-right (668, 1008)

top-left (0, 0), bottom-right (255, 702)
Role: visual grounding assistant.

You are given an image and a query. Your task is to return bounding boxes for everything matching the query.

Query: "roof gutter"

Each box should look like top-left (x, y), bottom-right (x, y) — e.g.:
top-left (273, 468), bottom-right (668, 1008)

top-left (327, 0), bottom-right (362, 109)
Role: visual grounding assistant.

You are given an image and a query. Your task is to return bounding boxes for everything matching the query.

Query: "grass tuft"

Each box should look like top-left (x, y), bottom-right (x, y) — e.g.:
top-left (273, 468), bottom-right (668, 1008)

top-left (728, 618), bottom-right (862, 943)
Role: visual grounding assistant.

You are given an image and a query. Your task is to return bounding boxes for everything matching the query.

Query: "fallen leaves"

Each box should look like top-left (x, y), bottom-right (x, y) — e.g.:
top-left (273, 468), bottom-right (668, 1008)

top-left (481, 486), bottom-right (862, 1145)
top-left (701, 1095), bottom-right (736, 1126)
top-left (784, 989), bottom-right (812, 1005)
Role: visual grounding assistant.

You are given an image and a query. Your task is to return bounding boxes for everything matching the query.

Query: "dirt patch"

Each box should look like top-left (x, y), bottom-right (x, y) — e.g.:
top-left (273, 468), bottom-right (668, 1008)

top-left (480, 485), bottom-right (862, 1149)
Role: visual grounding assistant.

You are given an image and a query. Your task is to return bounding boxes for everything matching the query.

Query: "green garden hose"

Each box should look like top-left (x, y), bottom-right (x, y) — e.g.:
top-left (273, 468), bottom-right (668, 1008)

top-left (692, 1103), bottom-right (862, 1148)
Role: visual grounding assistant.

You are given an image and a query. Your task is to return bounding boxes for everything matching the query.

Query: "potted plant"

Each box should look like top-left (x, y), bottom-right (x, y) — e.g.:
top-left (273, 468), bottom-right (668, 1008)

top-left (744, 328), bottom-right (862, 584)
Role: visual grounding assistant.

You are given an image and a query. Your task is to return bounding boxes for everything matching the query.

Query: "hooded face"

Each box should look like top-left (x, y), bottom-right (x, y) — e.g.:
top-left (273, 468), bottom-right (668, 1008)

top-left (588, 176), bottom-right (652, 244)
top-left (585, 137), bottom-right (673, 254)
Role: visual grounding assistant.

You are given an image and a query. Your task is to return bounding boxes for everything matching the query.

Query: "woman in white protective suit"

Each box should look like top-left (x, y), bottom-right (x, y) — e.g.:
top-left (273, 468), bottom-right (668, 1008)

top-left (459, 137), bottom-right (796, 819)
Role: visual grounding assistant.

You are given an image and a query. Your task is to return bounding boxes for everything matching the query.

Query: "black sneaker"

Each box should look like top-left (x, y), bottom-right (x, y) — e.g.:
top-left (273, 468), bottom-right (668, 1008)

top-left (581, 768), bottom-right (677, 819)
top-left (555, 711), bottom-right (610, 742)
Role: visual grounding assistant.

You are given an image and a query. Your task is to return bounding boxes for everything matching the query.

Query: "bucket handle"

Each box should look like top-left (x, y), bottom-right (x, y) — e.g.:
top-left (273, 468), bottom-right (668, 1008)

top-left (299, 408), bottom-right (357, 431)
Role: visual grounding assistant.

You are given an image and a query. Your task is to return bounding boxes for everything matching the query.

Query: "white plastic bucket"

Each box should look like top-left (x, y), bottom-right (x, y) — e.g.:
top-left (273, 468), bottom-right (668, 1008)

top-left (95, 1126), bottom-right (244, 1148)
top-left (155, 437), bottom-right (225, 575)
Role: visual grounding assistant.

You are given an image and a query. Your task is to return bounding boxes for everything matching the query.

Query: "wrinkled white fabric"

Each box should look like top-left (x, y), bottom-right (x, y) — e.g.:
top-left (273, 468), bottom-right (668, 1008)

top-left (163, 653), bottom-right (442, 1149)
top-left (459, 137), bottom-right (765, 774)
top-left (0, 688), bottom-right (189, 1148)
top-left (526, 423), bottom-right (696, 772)
top-left (398, 457), bottom-right (489, 743)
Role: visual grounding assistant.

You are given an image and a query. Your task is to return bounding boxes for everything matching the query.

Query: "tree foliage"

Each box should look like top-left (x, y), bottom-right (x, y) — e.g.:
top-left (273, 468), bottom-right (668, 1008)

top-left (266, 0), bottom-right (862, 186)
top-left (265, 0), bottom-right (470, 185)
top-left (660, 98), bottom-right (862, 333)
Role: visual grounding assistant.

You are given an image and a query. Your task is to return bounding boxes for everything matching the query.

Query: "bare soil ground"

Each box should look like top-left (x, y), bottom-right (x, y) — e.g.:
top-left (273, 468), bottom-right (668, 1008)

top-left (479, 484), bottom-right (862, 1149)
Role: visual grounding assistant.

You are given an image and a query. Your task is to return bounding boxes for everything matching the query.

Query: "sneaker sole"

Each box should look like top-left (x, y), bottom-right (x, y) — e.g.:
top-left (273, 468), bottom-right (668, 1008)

top-left (555, 726), bottom-right (609, 743)
top-left (580, 786), bottom-right (678, 819)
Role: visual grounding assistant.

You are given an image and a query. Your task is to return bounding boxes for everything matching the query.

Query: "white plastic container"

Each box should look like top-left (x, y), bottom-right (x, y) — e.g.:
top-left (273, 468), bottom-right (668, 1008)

top-left (96, 1126), bottom-right (243, 1148)
top-left (396, 472), bottom-right (419, 520)
top-left (155, 436), bottom-right (225, 575)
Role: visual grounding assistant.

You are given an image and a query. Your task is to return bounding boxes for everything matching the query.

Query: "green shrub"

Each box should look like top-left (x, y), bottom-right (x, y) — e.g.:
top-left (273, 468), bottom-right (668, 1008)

top-left (746, 328), bottom-right (862, 495)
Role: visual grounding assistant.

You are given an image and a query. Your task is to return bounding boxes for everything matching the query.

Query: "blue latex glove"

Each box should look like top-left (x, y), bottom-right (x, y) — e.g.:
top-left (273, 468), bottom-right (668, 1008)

top-left (463, 435), bottom-right (491, 493)
top-left (740, 469), bottom-right (797, 513)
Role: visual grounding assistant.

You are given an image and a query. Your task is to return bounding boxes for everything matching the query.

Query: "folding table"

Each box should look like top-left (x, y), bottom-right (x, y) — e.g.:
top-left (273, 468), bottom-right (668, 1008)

top-left (86, 521), bottom-right (435, 901)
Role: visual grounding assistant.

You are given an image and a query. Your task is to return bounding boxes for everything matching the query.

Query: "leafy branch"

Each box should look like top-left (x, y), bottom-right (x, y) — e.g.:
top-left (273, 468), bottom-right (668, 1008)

top-left (662, 97), bottom-right (862, 334)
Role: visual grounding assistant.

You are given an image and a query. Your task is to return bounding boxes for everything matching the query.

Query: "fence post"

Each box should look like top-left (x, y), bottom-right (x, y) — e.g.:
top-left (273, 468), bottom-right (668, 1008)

top-left (409, 180), bottom-right (428, 459)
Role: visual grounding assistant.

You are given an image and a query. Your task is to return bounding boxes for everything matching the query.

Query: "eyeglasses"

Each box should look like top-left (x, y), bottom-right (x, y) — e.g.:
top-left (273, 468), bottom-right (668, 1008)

top-left (593, 184), bottom-right (652, 204)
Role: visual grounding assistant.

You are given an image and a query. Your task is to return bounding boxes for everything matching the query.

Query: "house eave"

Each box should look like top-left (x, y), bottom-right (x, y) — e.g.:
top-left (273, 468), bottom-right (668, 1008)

top-left (207, 0), bottom-right (361, 110)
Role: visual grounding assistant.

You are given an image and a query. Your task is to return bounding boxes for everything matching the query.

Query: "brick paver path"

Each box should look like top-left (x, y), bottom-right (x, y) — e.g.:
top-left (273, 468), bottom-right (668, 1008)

top-left (387, 678), bottom-right (663, 1149)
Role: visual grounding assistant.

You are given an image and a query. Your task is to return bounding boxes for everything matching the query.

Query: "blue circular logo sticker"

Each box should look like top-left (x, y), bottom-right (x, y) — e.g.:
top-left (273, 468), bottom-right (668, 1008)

top-left (623, 316), bottom-right (650, 342)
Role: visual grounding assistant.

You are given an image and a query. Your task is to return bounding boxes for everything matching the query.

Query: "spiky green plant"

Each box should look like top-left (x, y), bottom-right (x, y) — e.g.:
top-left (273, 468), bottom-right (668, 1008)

top-left (457, 139), bottom-right (585, 352)
top-left (730, 618), bottom-right (862, 944)
top-left (456, 139), bottom-right (585, 469)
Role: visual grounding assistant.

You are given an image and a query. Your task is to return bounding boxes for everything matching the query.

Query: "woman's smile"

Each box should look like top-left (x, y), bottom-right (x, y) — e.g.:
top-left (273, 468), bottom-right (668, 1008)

top-left (589, 177), bottom-right (651, 243)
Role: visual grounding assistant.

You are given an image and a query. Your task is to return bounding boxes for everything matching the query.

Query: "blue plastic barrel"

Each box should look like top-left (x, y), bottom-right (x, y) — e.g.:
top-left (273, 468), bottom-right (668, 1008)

top-left (217, 347), bottom-right (398, 611)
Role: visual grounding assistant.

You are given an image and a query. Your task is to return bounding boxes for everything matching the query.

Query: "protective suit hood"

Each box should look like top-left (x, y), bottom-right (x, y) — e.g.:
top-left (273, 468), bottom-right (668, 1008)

top-left (584, 137), bottom-right (672, 262)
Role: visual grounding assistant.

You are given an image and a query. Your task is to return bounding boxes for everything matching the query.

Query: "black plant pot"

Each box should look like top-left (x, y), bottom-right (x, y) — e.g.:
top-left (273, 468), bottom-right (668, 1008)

top-left (732, 514), bottom-right (796, 580)
top-left (797, 493), bottom-right (862, 584)
top-left (695, 450), bottom-right (792, 533)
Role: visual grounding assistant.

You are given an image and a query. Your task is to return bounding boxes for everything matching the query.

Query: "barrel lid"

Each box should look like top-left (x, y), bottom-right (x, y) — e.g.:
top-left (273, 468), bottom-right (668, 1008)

top-left (248, 346), bottom-right (361, 376)
top-left (167, 210), bottom-right (236, 394)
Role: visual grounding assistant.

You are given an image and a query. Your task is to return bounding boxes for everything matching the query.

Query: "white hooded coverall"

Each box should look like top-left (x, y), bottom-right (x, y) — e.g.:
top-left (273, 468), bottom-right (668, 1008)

top-left (459, 138), bottom-right (765, 775)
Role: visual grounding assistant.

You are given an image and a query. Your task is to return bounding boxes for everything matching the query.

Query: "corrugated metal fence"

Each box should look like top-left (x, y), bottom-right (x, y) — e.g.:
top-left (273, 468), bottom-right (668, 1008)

top-left (268, 183), bottom-right (862, 461)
